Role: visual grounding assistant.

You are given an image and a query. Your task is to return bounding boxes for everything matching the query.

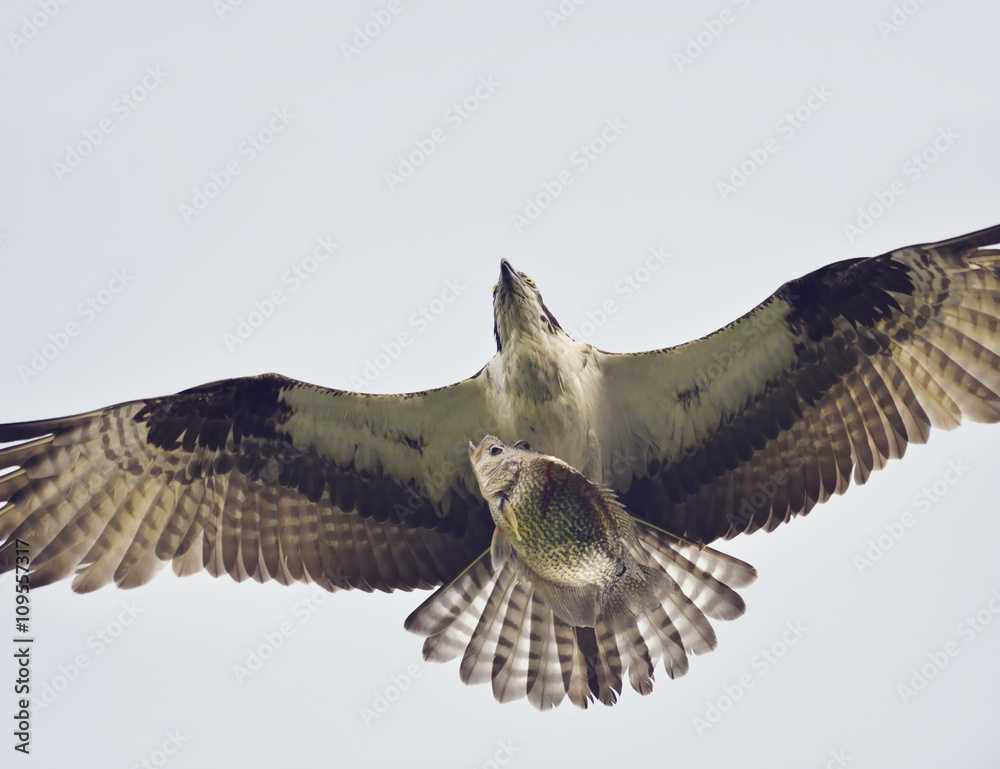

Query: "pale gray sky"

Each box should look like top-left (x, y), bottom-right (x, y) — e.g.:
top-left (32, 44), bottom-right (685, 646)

top-left (2, 1), bottom-right (999, 767)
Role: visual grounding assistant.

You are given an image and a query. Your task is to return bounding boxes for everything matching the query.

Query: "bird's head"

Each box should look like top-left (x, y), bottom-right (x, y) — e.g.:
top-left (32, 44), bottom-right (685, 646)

top-left (492, 260), bottom-right (565, 352)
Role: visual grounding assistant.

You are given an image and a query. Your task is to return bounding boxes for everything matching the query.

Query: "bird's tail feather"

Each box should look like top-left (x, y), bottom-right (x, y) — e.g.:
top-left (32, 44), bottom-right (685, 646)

top-left (404, 528), bottom-right (756, 709)
top-left (631, 518), bottom-right (757, 618)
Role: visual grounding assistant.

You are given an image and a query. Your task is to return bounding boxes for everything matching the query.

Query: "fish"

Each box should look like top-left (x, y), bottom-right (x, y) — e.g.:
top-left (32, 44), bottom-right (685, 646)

top-left (404, 436), bottom-right (758, 709)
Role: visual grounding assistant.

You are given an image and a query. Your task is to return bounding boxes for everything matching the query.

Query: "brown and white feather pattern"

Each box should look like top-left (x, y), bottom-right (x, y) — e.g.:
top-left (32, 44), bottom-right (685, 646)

top-left (2, 222), bottom-right (1000, 709)
top-left (405, 524), bottom-right (755, 709)
top-left (0, 376), bottom-right (495, 593)
top-left (604, 224), bottom-right (1000, 544)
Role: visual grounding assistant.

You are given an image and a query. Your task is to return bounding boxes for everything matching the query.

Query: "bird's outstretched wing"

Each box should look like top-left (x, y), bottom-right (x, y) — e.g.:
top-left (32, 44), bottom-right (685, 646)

top-left (0, 372), bottom-right (496, 592)
top-left (600, 223), bottom-right (1000, 544)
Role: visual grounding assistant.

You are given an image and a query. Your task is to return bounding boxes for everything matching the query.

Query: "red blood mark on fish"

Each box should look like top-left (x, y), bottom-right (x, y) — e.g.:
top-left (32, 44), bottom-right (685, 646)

top-left (540, 460), bottom-right (559, 518)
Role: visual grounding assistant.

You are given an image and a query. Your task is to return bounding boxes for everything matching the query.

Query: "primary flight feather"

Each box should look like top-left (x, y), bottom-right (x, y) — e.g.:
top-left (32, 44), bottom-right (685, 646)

top-left (2, 222), bottom-right (1000, 708)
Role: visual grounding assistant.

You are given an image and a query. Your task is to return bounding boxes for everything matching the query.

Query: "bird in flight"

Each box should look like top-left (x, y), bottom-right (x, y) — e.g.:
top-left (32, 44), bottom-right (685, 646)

top-left (2, 222), bottom-right (999, 709)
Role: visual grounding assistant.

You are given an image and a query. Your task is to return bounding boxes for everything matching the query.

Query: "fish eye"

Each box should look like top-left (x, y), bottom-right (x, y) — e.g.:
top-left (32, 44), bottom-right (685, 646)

top-left (514, 440), bottom-right (530, 450)
top-left (489, 445), bottom-right (503, 456)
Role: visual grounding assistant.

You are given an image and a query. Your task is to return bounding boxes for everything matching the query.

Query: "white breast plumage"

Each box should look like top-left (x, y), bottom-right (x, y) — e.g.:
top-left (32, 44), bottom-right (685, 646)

top-left (484, 324), bottom-right (606, 480)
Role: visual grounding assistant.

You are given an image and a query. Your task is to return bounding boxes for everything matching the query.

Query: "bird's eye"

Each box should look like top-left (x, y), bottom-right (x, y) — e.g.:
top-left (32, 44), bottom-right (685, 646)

top-left (489, 445), bottom-right (503, 456)
top-left (492, 283), bottom-right (498, 295)
top-left (524, 277), bottom-right (535, 286)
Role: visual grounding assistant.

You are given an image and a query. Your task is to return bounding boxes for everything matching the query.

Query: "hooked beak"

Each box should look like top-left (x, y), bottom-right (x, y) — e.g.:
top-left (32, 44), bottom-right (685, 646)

top-left (496, 259), bottom-right (526, 296)
top-left (494, 259), bottom-right (532, 313)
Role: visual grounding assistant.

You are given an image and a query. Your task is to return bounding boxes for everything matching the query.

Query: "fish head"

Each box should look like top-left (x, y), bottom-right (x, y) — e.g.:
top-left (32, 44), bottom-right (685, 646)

top-left (468, 434), bottom-right (524, 502)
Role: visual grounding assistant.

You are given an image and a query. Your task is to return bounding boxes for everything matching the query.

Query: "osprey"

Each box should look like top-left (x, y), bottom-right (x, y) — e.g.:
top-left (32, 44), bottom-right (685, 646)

top-left (2, 222), bottom-right (1000, 708)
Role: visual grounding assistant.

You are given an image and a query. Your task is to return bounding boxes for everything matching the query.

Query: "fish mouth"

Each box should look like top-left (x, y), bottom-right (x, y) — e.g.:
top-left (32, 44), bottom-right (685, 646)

top-left (468, 435), bottom-right (508, 479)
top-left (468, 437), bottom-right (493, 467)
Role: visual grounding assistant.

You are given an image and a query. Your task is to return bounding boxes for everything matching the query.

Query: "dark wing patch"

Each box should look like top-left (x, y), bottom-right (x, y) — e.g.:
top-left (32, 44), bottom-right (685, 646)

top-left (139, 376), bottom-right (292, 451)
top-left (779, 256), bottom-right (914, 341)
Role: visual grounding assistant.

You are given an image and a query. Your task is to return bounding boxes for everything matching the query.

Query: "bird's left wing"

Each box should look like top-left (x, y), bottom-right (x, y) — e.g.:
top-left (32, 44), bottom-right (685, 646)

top-left (0, 372), bottom-right (496, 593)
top-left (598, 223), bottom-right (1000, 545)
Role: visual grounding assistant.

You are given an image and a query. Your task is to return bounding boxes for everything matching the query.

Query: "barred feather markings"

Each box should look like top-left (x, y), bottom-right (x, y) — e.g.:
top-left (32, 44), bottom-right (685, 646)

top-left (405, 518), bottom-right (754, 709)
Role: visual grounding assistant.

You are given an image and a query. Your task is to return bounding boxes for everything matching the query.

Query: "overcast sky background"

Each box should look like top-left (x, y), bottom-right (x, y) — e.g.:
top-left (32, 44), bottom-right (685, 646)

top-left (2, 1), bottom-right (1000, 767)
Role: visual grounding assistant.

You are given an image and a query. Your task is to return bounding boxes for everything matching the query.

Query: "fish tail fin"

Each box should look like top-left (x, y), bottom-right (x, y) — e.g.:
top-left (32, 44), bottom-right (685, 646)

top-left (598, 562), bottom-right (670, 632)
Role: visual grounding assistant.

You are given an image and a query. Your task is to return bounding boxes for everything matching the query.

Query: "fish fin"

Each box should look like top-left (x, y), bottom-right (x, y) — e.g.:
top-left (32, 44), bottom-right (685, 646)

top-left (532, 577), bottom-right (598, 627)
top-left (594, 484), bottom-right (643, 543)
top-left (490, 526), bottom-right (513, 570)
top-left (497, 497), bottom-right (520, 539)
top-left (599, 562), bottom-right (671, 633)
